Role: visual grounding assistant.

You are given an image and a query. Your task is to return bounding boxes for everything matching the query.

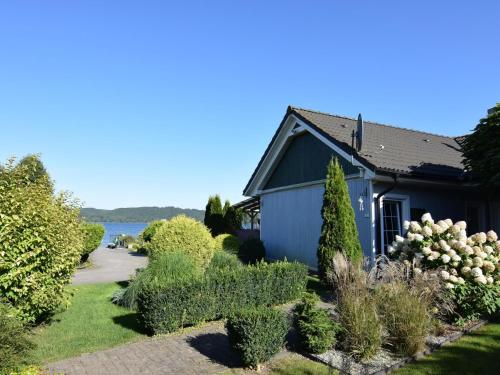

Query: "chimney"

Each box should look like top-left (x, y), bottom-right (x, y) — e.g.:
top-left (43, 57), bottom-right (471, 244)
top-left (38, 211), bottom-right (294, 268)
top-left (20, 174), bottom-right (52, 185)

top-left (356, 113), bottom-right (364, 152)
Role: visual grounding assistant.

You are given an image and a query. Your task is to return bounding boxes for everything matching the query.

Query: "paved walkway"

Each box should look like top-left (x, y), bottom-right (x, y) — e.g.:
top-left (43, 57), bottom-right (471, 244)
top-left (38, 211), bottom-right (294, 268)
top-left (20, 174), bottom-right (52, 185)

top-left (72, 246), bottom-right (148, 285)
top-left (47, 322), bottom-right (241, 375)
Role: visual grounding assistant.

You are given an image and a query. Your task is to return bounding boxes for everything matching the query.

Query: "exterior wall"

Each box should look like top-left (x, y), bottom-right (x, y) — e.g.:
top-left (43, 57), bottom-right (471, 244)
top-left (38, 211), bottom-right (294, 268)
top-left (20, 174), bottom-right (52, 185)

top-left (372, 181), bottom-right (483, 225)
top-left (260, 177), bottom-right (373, 269)
top-left (264, 132), bottom-right (358, 190)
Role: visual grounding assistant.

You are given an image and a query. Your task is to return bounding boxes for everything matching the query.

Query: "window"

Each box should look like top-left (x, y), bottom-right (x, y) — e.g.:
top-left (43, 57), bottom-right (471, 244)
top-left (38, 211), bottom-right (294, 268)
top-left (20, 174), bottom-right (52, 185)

top-left (382, 200), bottom-right (402, 252)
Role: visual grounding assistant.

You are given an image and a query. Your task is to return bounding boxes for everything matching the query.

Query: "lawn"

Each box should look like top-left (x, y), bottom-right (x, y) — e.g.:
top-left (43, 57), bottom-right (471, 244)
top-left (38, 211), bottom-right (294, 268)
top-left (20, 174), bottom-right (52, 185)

top-left (394, 321), bottom-right (500, 375)
top-left (32, 282), bottom-right (146, 363)
top-left (268, 357), bottom-right (334, 375)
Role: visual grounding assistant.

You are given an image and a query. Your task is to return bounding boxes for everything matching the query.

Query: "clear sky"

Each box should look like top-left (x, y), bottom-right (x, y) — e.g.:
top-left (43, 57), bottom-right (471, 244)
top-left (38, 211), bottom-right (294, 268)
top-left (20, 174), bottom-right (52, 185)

top-left (1, 1), bottom-right (498, 209)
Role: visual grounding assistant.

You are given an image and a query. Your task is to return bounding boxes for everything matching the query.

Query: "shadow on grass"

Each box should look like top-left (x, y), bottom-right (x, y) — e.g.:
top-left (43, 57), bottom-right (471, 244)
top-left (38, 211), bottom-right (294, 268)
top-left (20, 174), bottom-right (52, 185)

top-left (112, 313), bottom-right (148, 335)
top-left (306, 276), bottom-right (334, 303)
top-left (187, 332), bottom-right (241, 368)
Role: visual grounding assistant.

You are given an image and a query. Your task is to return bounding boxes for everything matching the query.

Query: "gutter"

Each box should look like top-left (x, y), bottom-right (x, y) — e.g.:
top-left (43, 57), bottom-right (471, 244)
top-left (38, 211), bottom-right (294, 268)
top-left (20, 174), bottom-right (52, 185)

top-left (374, 173), bottom-right (399, 254)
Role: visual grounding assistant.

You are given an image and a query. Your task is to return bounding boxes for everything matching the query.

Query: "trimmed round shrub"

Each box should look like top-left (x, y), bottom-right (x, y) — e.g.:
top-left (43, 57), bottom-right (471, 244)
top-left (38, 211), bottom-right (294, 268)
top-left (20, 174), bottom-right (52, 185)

top-left (0, 303), bottom-right (35, 373)
top-left (116, 251), bottom-right (202, 309)
top-left (294, 293), bottom-right (339, 354)
top-left (80, 222), bottom-right (105, 262)
top-left (226, 306), bottom-right (289, 369)
top-left (214, 234), bottom-right (240, 254)
top-left (0, 156), bottom-right (83, 323)
top-left (149, 215), bottom-right (215, 267)
top-left (141, 220), bottom-right (166, 243)
top-left (239, 238), bottom-right (265, 264)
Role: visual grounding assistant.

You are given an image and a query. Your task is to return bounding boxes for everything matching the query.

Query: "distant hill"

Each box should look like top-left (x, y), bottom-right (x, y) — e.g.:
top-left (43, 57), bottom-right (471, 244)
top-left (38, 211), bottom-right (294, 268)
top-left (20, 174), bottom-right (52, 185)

top-left (81, 206), bottom-right (205, 223)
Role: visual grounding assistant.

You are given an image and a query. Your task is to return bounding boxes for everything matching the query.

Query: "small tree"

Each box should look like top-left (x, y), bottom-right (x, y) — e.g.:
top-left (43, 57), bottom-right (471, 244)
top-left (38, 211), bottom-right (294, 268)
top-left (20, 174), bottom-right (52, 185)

top-left (224, 205), bottom-right (243, 234)
top-left (204, 195), bottom-right (228, 236)
top-left (462, 104), bottom-right (500, 188)
top-left (317, 158), bottom-right (362, 282)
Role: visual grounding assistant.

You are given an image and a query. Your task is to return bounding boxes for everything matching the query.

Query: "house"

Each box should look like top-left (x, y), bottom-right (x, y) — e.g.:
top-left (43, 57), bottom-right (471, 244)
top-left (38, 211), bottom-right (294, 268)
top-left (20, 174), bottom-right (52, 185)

top-left (242, 106), bottom-right (500, 268)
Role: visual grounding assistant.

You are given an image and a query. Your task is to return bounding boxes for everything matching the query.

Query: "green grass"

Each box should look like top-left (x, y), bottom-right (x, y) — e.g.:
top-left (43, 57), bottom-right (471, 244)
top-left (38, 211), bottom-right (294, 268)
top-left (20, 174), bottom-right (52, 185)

top-left (268, 357), bottom-right (335, 375)
top-left (32, 282), bottom-right (146, 363)
top-left (394, 322), bottom-right (500, 375)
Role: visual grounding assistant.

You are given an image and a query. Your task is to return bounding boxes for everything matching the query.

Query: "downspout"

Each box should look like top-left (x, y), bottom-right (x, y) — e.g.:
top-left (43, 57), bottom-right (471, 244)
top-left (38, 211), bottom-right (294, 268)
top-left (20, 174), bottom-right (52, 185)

top-left (375, 174), bottom-right (399, 254)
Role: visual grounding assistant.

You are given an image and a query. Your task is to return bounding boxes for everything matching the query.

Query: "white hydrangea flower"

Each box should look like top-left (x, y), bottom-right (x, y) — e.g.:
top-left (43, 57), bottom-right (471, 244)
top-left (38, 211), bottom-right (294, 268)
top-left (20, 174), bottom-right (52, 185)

top-left (437, 220), bottom-right (449, 230)
top-left (403, 220), bottom-right (410, 230)
top-left (486, 276), bottom-right (494, 284)
top-left (387, 245), bottom-right (395, 254)
top-left (471, 267), bottom-right (483, 278)
top-left (484, 245), bottom-right (494, 255)
top-left (487, 230), bottom-right (498, 242)
top-left (422, 247), bottom-right (432, 256)
top-left (431, 224), bottom-right (443, 234)
top-left (440, 270), bottom-right (450, 280)
top-left (395, 235), bottom-right (404, 243)
top-left (445, 282), bottom-right (455, 289)
top-left (451, 225), bottom-right (461, 235)
top-left (432, 251), bottom-right (441, 258)
top-left (441, 254), bottom-right (451, 264)
top-left (422, 226), bottom-right (433, 237)
top-left (449, 275), bottom-right (459, 283)
top-left (483, 261), bottom-right (495, 273)
top-left (461, 266), bottom-right (471, 275)
top-left (450, 268), bottom-right (458, 276)
top-left (414, 234), bottom-right (424, 242)
top-left (421, 212), bottom-right (433, 224)
top-left (495, 241), bottom-right (500, 252)
top-left (456, 221), bottom-right (467, 230)
top-left (451, 254), bottom-right (461, 262)
top-left (457, 277), bottom-right (465, 285)
top-left (475, 275), bottom-right (487, 284)
top-left (413, 267), bottom-right (422, 275)
top-left (476, 232), bottom-right (487, 244)
top-left (464, 258), bottom-right (474, 267)
top-left (410, 221), bottom-right (422, 233)
top-left (445, 218), bottom-right (453, 227)
top-left (446, 249), bottom-right (457, 257)
top-left (473, 257), bottom-right (484, 268)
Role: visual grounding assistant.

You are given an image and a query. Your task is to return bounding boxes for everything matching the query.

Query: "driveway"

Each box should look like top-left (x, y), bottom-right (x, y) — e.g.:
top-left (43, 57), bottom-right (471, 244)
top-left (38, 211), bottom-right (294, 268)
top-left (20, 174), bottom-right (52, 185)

top-left (72, 246), bottom-right (148, 285)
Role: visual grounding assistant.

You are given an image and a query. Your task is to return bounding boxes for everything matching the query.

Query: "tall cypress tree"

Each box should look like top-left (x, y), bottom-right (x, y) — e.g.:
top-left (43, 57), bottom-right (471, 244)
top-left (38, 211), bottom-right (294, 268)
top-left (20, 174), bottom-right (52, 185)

top-left (222, 199), bottom-right (231, 216)
top-left (204, 196), bottom-right (215, 227)
top-left (317, 158), bottom-right (362, 282)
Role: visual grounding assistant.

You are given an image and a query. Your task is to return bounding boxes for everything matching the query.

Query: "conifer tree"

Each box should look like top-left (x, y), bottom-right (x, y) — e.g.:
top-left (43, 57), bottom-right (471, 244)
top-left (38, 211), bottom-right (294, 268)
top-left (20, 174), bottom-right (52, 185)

top-left (317, 158), bottom-right (362, 282)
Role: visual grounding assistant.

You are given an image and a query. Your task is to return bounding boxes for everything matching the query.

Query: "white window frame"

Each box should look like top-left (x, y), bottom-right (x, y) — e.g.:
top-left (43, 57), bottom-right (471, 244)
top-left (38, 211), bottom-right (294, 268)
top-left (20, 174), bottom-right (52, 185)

top-left (378, 193), bottom-right (410, 256)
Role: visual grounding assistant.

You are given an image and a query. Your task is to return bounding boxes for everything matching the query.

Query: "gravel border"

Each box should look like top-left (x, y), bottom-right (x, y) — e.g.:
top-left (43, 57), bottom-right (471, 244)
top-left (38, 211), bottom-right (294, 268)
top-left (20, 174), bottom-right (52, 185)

top-left (310, 320), bottom-right (487, 375)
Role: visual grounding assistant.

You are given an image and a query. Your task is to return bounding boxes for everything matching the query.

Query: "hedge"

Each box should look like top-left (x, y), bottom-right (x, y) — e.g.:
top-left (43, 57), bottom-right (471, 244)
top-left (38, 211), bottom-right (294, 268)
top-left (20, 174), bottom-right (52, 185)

top-left (137, 260), bottom-right (308, 334)
top-left (80, 222), bottom-right (105, 262)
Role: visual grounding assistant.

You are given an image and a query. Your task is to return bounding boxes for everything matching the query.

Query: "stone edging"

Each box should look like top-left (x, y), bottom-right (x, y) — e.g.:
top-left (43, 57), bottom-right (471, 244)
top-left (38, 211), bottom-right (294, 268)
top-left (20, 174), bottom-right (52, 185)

top-left (310, 319), bottom-right (487, 375)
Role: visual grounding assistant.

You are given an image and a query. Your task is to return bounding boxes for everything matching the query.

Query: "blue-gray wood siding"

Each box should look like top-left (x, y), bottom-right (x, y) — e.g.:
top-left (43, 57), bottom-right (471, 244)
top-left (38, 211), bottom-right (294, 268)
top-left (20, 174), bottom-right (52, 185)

top-left (264, 132), bottom-right (359, 190)
top-left (372, 182), bottom-right (482, 223)
top-left (260, 178), bottom-right (373, 269)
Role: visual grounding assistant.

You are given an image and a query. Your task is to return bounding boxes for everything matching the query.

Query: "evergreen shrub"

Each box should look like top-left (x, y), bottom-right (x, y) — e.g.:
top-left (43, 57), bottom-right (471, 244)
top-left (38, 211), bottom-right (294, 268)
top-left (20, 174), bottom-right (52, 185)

top-left (226, 306), bottom-right (288, 369)
top-left (137, 260), bottom-right (307, 334)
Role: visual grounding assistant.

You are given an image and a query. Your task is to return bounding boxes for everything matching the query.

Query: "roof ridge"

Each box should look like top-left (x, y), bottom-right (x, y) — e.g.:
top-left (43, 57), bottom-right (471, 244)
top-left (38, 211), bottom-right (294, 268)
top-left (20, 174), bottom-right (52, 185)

top-left (290, 105), bottom-right (463, 140)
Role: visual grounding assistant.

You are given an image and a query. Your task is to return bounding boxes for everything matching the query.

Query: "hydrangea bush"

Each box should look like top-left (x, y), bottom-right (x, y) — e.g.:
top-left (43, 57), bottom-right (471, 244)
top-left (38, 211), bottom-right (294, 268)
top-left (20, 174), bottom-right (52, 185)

top-left (389, 213), bottom-right (500, 289)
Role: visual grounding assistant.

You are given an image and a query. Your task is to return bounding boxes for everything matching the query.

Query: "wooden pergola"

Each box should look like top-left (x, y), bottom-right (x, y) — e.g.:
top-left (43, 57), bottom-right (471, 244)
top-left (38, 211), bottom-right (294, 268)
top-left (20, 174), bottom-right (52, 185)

top-left (233, 197), bottom-right (260, 230)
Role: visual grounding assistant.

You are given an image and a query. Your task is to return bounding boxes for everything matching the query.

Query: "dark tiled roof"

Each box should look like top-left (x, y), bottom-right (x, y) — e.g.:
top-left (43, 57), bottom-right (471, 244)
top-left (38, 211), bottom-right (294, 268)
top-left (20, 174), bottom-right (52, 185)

top-left (291, 107), bottom-right (467, 180)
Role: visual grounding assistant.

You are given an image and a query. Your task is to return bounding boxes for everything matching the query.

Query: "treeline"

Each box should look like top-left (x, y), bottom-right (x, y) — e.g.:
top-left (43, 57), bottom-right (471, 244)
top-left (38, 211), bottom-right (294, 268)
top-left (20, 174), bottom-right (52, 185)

top-left (81, 206), bottom-right (205, 223)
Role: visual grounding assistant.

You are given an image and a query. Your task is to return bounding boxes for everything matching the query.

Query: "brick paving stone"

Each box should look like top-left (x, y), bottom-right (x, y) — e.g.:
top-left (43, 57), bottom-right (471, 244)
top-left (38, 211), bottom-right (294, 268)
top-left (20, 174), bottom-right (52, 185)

top-left (47, 322), bottom-right (240, 375)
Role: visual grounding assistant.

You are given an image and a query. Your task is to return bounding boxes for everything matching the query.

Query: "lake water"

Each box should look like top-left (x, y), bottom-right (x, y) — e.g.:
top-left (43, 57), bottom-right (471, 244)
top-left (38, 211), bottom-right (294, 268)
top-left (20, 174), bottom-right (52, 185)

top-left (99, 222), bottom-right (148, 244)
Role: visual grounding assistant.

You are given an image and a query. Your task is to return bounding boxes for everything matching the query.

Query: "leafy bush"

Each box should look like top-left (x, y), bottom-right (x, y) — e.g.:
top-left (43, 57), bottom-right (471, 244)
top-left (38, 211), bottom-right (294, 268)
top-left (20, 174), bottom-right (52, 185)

top-left (450, 282), bottom-right (500, 322)
top-left (115, 251), bottom-right (202, 309)
top-left (375, 282), bottom-right (432, 356)
top-left (215, 234), bottom-right (240, 254)
top-left (239, 238), bottom-right (265, 264)
top-left (137, 260), bottom-right (308, 334)
top-left (149, 215), bottom-right (215, 267)
top-left (0, 303), bottom-right (35, 373)
top-left (226, 306), bottom-right (289, 369)
top-left (293, 293), bottom-right (339, 354)
top-left (0, 156), bottom-right (83, 323)
top-left (80, 222), bottom-right (105, 262)
top-left (141, 220), bottom-right (165, 243)
top-left (207, 251), bottom-right (242, 272)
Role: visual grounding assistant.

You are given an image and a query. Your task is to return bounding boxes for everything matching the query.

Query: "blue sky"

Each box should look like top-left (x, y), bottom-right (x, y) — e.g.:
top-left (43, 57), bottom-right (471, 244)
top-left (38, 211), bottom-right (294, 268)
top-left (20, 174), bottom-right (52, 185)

top-left (1, 1), bottom-right (498, 209)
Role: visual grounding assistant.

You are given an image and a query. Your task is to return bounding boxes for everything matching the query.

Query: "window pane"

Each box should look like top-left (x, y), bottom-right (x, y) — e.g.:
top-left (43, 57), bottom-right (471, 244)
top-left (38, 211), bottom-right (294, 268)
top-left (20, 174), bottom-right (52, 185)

top-left (383, 200), bottom-right (402, 252)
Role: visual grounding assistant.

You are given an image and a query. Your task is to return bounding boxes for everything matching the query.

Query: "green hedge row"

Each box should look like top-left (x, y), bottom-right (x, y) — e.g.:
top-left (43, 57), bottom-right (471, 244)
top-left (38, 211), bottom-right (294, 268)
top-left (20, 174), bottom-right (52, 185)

top-left (137, 260), bottom-right (308, 334)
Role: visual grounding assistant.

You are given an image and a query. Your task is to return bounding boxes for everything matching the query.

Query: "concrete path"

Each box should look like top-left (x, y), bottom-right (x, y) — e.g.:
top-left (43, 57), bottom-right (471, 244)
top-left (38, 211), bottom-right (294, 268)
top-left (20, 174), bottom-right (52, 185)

top-left (72, 246), bottom-right (148, 285)
top-left (47, 322), bottom-right (241, 375)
